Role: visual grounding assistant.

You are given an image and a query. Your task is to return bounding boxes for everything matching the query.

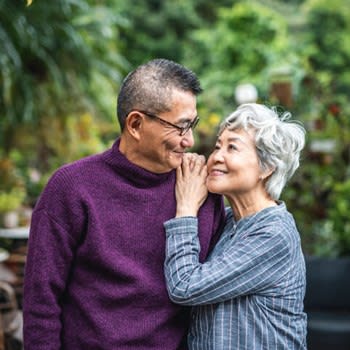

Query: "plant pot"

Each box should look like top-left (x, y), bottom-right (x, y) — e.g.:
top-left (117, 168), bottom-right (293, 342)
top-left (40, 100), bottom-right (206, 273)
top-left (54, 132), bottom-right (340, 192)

top-left (0, 211), bottom-right (19, 229)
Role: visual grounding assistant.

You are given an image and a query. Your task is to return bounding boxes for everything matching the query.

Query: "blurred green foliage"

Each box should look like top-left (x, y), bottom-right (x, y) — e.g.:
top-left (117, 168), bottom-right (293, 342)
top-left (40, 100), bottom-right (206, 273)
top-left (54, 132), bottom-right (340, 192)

top-left (0, 0), bottom-right (350, 256)
top-left (0, 0), bottom-right (127, 155)
top-left (281, 0), bottom-right (350, 256)
top-left (183, 1), bottom-right (296, 116)
top-left (117, 0), bottom-right (234, 67)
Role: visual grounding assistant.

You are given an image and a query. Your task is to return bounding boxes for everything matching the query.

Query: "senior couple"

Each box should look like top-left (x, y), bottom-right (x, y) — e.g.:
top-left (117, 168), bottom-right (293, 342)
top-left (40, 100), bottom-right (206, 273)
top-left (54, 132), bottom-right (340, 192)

top-left (23, 58), bottom-right (307, 349)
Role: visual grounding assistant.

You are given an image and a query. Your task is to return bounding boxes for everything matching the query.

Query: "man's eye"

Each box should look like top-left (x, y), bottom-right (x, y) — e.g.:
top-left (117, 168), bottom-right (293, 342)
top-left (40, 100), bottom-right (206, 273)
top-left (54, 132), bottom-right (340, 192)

top-left (178, 122), bottom-right (190, 129)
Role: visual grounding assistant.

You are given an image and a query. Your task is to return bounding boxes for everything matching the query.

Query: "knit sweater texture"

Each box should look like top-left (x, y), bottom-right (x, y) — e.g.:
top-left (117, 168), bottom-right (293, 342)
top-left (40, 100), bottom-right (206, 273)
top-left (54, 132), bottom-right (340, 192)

top-left (23, 138), bottom-right (224, 350)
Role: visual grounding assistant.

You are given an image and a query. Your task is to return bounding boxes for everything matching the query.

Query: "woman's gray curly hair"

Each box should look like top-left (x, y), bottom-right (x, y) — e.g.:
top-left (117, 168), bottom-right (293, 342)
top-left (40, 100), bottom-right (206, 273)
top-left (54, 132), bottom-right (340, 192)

top-left (219, 103), bottom-right (306, 200)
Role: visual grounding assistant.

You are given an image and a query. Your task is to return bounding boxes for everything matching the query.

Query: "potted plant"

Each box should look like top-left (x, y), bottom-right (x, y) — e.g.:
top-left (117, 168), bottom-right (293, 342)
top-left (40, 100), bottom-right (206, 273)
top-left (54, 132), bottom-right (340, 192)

top-left (0, 188), bottom-right (26, 228)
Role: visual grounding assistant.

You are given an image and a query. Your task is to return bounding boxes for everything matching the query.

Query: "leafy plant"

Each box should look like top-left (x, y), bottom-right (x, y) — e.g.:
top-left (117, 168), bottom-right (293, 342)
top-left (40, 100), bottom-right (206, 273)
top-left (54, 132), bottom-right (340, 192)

top-left (324, 180), bottom-right (350, 256)
top-left (0, 188), bottom-right (26, 213)
top-left (284, 0), bottom-right (350, 257)
top-left (0, 0), bottom-right (127, 156)
top-left (184, 0), bottom-right (297, 114)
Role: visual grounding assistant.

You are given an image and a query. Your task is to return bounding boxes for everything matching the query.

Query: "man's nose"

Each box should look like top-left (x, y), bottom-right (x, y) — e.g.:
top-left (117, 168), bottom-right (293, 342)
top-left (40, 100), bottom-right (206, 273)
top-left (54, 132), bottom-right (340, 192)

top-left (180, 129), bottom-right (195, 148)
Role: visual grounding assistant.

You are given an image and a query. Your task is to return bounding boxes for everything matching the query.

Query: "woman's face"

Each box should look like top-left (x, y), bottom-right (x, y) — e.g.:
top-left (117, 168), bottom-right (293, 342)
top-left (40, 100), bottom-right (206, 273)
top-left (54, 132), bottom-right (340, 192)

top-left (206, 128), bottom-right (263, 197)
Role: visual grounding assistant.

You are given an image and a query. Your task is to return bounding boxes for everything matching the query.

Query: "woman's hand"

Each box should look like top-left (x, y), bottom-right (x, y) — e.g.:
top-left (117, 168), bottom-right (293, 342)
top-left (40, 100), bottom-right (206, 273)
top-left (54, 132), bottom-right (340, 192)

top-left (175, 153), bottom-right (208, 218)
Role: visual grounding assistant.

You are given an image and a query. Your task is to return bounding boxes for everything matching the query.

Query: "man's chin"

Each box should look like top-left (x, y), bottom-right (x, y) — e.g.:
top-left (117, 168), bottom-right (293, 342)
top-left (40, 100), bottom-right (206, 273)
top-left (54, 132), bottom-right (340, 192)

top-left (169, 157), bottom-right (183, 170)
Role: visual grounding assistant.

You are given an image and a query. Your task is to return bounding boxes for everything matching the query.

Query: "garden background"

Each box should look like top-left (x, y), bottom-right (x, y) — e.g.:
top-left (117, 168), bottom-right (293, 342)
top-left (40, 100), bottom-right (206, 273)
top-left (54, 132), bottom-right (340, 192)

top-left (1, 0), bottom-right (350, 258)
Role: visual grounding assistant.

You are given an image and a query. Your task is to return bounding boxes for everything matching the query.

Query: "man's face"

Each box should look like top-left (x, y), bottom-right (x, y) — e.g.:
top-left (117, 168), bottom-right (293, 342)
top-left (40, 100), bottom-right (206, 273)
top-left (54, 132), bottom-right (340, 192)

top-left (136, 89), bottom-right (198, 173)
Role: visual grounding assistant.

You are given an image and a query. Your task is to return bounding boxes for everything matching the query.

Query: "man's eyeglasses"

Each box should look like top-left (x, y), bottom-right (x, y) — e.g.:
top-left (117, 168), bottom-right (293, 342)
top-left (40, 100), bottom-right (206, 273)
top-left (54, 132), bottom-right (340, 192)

top-left (133, 109), bottom-right (199, 136)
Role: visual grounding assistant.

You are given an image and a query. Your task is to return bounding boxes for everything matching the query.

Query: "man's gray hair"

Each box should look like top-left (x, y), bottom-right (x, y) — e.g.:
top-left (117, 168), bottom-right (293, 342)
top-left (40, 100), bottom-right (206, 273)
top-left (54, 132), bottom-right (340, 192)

top-left (117, 58), bottom-right (202, 130)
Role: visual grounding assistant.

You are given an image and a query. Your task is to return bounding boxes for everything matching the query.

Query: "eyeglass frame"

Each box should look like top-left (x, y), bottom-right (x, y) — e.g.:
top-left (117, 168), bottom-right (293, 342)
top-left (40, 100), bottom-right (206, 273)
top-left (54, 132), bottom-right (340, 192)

top-left (132, 109), bottom-right (200, 136)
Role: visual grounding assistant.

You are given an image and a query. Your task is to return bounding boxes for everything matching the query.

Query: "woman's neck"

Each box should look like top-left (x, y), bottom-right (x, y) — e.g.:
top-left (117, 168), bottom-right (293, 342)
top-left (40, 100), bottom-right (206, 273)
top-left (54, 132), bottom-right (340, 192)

top-left (226, 193), bottom-right (277, 221)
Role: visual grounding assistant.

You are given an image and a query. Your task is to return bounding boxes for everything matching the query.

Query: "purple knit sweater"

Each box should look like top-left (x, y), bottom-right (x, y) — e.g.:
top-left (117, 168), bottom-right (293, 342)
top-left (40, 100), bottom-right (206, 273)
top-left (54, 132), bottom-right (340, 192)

top-left (23, 139), bottom-right (224, 350)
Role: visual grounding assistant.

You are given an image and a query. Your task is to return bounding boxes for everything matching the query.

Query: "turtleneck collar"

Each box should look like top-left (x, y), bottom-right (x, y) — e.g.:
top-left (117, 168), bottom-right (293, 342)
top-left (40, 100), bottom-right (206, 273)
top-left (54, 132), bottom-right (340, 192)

top-left (102, 138), bottom-right (175, 188)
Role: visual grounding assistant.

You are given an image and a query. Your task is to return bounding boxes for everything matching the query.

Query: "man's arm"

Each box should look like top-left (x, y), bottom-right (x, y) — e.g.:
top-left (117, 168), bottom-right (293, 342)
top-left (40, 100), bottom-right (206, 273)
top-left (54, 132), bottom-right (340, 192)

top-left (23, 169), bottom-right (80, 350)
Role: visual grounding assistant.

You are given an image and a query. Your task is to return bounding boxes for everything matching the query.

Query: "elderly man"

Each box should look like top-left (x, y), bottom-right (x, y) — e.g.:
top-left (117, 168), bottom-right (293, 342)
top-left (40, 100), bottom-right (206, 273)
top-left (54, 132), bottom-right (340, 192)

top-left (23, 58), bottom-right (225, 349)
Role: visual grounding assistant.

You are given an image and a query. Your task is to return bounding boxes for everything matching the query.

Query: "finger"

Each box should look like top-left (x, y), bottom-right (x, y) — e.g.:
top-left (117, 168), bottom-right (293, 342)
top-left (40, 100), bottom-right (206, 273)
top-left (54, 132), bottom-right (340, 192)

top-left (186, 153), bottom-right (197, 172)
top-left (186, 153), bottom-right (195, 172)
top-left (181, 153), bottom-right (190, 177)
top-left (176, 161), bottom-right (183, 180)
top-left (193, 155), bottom-right (206, 174)
top-left (198, 154), bottom-right (206, 165)
top-left (199, 163), bottom-right (208, 177)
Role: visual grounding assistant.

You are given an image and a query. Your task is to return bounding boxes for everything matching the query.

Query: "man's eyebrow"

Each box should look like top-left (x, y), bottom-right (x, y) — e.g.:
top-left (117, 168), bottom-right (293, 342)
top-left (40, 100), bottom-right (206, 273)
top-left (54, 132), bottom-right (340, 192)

top-left (177, 115), bottom-right (198, 123)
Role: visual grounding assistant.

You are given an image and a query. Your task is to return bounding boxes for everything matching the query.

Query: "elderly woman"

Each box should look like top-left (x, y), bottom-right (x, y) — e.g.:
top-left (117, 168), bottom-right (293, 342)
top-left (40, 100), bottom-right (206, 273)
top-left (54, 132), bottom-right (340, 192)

top-left (164, 103), bottom-right (307, 349)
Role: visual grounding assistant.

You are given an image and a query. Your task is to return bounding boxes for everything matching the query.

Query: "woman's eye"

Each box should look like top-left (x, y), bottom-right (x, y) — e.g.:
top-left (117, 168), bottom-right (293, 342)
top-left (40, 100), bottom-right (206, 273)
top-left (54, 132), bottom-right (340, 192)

top-left (228, 144), bottom-right (237, 150)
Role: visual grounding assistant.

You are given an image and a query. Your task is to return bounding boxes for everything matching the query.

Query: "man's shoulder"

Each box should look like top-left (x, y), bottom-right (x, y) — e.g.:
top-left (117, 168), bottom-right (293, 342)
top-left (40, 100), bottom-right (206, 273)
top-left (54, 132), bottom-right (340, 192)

top-left (38, 152), bottom-right (107, 199)
top-left (54, 152), bottom-right (106, 179)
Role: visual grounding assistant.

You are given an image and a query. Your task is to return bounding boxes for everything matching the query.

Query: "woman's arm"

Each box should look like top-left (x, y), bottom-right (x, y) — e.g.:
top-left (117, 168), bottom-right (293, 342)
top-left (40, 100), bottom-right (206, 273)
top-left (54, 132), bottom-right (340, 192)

top-left (164, 155), bottom-right (292, 305)
top-left (164, 216), bottom-right (291, 305)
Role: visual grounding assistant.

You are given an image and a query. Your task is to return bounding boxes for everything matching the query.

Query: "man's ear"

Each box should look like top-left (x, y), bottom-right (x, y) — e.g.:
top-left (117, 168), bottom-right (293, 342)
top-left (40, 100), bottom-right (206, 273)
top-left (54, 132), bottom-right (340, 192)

top-left (125, 111), bottom-right (143, 140)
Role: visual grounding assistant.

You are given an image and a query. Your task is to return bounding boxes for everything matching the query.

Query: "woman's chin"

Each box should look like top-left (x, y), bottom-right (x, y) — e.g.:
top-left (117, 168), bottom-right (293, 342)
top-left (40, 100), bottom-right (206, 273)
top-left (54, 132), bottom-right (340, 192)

top-left (207, 182), bottom-right (220, 195)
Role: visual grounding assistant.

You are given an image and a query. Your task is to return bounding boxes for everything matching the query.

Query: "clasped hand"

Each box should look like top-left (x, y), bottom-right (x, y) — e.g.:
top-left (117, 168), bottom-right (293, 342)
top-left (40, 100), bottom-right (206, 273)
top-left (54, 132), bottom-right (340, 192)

top-left (175, 153), bottom-right (208, 218)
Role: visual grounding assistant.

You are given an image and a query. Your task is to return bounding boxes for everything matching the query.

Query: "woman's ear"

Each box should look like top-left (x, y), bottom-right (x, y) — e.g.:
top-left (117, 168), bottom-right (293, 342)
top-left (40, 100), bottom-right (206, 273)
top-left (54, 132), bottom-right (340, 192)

top-left (125, 111), bottom-right (143, 140)
top-left (260, 167), bottom-right (275, 181)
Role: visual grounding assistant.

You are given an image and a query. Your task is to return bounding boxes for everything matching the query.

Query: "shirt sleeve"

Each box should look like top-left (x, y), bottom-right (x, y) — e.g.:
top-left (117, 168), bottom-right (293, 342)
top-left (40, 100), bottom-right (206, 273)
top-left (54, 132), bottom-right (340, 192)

top-left (164, 216), bottom-right (291, 306)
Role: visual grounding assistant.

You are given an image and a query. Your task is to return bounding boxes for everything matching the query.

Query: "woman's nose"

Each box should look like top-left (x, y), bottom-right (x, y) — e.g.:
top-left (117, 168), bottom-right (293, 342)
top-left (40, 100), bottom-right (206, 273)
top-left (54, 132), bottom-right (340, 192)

top-left (212, 149), bottom-right (224, 163)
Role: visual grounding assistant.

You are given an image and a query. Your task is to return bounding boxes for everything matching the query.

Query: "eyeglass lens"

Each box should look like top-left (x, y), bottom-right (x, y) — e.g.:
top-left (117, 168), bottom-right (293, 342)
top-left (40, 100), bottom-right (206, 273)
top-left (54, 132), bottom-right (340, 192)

top-left (181, 117), bottom-right (199, 135)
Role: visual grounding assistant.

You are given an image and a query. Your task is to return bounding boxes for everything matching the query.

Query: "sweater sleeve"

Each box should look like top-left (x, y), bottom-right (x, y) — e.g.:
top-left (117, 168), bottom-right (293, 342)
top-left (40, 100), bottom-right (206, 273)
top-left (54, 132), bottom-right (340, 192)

top-left (23, 171), bottom-right (83, 349)
top-left (164, 216), bottom-right (291, 306)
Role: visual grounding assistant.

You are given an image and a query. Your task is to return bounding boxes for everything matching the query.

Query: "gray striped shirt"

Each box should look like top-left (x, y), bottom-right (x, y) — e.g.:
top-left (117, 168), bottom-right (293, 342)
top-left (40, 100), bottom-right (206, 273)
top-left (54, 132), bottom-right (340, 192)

top-left (164, 202), bottom-right (307, 350)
